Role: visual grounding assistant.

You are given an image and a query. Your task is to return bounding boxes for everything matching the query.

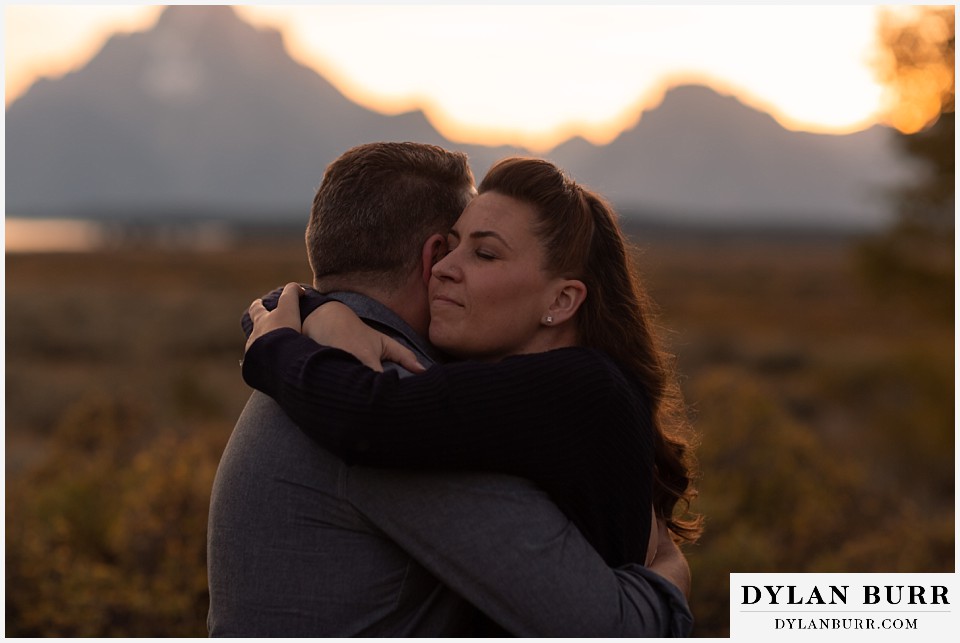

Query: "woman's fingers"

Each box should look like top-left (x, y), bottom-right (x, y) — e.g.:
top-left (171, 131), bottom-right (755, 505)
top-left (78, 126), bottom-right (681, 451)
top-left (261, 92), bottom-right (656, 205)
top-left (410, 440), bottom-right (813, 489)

top-left (263, 287), bottom-right (425, 374)
top-left (380, 336), bottom-right (426, 374)
top-left (273, 282), bottom-right (305, 327)
top-left (278, 281), bottom-right (305, 307)
top-left (245, 282), bottom-right (305, 352)
top-left (645, 508), bottom-right (659, 567)
top-left (301, 300), bottom-right (424, 374)
top-left (248, 299), bottom-right (267, 324)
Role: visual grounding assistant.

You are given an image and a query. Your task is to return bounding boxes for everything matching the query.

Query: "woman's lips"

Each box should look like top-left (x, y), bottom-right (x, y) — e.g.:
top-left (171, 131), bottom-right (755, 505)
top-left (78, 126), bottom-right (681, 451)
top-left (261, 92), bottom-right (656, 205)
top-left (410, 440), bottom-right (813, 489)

top-left (431, 293), bottom-right (463, 308)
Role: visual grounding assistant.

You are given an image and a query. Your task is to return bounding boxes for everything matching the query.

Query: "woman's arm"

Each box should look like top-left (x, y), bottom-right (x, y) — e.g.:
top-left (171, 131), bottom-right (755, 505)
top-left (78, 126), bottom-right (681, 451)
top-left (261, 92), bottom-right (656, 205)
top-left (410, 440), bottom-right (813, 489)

top-left (244, 283), bottom-right (424, 372)
top-left (243, 326), bottom-right (631, 474)
top-left (301, 300), bottom-right (425, 373)
top-left (243, 285), bottom-right (656, 566)
top-left (242, 283), bottom-right (639, 474)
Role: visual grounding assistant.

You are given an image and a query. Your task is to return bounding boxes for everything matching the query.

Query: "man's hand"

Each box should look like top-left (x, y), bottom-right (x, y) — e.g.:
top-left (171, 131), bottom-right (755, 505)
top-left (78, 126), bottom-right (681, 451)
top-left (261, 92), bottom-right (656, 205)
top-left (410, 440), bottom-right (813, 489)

top-left (245, 282), bottom-right (305, 352)
top-left (302, 301), bottom-right (425, 374)
top-left (646, 518), bottom-right (692, 599)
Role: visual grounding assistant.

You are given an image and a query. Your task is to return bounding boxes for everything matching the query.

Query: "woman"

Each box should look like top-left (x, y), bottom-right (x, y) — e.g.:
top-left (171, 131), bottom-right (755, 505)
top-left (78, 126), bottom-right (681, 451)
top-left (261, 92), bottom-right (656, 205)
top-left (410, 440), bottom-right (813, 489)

top-left (243, 157), bottom-right (701, 566)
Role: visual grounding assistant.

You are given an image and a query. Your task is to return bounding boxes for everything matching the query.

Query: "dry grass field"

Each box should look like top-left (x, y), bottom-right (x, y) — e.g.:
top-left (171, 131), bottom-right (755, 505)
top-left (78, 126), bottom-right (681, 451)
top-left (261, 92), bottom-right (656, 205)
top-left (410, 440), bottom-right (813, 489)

top-left (5, 228), bottom-right (954, 637)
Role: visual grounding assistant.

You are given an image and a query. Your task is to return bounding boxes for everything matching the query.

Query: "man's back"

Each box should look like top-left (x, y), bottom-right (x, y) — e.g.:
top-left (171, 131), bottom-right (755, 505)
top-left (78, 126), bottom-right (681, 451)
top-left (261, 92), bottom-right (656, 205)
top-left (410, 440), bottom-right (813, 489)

top-left (211, 290), bottom-right (693, 637)
top-left (207, 391), bottom-right (476, 636)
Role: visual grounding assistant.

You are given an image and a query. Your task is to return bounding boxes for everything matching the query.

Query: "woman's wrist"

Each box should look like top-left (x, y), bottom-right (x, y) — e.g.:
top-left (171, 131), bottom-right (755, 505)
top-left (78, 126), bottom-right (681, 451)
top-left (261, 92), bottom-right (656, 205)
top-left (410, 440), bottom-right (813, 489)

top-left (241, 327), bottom-right (313, 393)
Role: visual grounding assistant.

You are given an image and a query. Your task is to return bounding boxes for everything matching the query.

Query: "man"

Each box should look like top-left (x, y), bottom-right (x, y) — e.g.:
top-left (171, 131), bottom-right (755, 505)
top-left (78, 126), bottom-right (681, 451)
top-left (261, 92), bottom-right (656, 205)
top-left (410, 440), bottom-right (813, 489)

top-left (207, 142), bottom-right (693, 636)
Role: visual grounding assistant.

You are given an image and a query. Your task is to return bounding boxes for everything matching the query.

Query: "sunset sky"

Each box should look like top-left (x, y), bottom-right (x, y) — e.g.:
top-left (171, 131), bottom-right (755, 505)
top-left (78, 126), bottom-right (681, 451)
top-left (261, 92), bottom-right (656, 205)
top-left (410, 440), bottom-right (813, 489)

top-left (2, 3), bottom-right (931, 151)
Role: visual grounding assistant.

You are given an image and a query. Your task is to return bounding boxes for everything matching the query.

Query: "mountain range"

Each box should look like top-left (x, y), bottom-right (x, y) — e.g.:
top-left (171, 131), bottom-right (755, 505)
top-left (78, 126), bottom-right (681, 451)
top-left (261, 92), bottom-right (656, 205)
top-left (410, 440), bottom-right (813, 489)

top-left (5, 5), bottom-right (911, 229)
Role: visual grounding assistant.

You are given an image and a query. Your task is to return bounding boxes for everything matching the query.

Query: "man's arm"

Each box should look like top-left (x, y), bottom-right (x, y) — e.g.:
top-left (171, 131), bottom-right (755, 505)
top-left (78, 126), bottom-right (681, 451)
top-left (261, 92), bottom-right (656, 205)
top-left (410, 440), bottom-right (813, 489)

top-left (243, 287), bottom-right (692, 635)
top-left (347, 467), bottom-right (693, 637)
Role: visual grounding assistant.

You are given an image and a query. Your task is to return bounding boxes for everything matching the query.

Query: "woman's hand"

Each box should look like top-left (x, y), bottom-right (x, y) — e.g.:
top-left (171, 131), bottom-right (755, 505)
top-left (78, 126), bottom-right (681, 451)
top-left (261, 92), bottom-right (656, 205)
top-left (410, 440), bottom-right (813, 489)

top-left (302, 300), bottom-right (425, 374)
top-left (645, 508), bottom-right (659, 567)
top-left (646, 512), bottom-right (691, 599)
top-left (246, 282), bottom-right (304, 352)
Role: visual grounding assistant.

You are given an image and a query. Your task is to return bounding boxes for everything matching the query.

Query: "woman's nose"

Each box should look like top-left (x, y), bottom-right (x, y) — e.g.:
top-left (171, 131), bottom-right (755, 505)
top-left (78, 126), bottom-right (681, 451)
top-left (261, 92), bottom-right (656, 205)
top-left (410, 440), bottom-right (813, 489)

top-left (431, 251), bottom-right (459, 281)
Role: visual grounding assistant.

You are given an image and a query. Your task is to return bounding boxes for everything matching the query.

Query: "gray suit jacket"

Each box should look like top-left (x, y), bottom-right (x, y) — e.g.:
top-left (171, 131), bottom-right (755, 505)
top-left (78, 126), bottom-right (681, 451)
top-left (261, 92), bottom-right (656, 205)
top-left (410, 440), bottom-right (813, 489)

top-left (207, 292), bottom-right (693, 636)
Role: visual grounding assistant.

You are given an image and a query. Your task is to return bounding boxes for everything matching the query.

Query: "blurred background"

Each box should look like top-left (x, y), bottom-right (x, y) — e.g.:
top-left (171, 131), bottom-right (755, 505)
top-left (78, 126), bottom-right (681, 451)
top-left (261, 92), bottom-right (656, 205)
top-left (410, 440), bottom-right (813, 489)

top-left (4, 4), bottom-right (954, 637)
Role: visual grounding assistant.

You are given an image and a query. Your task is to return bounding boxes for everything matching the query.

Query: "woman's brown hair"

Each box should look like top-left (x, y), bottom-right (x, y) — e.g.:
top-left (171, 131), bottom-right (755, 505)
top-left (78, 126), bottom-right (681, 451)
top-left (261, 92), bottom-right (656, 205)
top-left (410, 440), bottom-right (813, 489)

top-left (479, 157), bottom-right (702, 543)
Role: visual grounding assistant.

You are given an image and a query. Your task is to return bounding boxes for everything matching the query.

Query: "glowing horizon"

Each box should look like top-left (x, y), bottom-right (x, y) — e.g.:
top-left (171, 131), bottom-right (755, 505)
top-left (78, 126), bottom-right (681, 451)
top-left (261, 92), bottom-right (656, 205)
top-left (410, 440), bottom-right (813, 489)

top-left (5, 4), bottom-right (900, 152)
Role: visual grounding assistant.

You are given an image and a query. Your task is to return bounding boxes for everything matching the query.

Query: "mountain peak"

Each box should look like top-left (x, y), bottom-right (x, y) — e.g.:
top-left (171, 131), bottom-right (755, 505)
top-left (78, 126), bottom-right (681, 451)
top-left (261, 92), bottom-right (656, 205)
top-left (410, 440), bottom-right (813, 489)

top-left (647, 83), bottom-right (777, 128)
top-left (154, 4), bottom-right (241, 34)
top-left (148, 5), bottom-right (273, 57)
top-left (5, 8), bottom-right (905, 228)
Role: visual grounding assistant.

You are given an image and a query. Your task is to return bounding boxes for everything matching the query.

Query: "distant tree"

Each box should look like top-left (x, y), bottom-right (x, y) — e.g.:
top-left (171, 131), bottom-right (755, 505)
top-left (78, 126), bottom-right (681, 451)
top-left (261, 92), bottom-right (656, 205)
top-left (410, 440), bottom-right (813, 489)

top-left (860, 6), bottom-right (954, 318)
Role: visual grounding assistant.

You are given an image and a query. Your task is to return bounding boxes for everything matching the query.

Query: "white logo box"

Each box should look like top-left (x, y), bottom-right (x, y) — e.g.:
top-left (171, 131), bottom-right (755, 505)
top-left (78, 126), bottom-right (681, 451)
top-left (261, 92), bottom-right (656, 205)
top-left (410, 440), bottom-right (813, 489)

top-left (730, 573), bottom-right (957, 641)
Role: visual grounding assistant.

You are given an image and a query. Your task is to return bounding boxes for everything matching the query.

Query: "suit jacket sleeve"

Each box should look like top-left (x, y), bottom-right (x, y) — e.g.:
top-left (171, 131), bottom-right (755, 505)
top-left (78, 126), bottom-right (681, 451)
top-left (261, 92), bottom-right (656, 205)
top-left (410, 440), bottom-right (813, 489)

top-left (348, 467), bottom-right (693, 637)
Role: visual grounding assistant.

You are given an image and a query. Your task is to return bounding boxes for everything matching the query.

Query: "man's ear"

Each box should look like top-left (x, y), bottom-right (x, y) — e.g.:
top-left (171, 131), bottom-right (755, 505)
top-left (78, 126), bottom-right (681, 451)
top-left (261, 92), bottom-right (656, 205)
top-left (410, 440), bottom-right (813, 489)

top-left (545, 279), bottom-right (587, 325)
top-left (421, 233), bottom-right (447, 285)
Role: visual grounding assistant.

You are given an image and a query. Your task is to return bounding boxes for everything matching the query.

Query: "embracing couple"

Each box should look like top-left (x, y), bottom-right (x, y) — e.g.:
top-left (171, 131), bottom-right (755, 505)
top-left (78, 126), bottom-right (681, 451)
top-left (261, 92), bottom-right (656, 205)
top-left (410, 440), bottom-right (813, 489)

top-left (207, 142), bottom-right (702, 636)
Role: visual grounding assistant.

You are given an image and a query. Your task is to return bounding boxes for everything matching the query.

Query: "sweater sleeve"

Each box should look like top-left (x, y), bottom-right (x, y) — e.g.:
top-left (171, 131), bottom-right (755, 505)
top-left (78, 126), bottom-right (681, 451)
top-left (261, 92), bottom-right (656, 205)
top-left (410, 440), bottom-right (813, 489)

top-left (241, 328), bottom-right (638, 476)
top-left (243, 328), bottom-right (656, 565)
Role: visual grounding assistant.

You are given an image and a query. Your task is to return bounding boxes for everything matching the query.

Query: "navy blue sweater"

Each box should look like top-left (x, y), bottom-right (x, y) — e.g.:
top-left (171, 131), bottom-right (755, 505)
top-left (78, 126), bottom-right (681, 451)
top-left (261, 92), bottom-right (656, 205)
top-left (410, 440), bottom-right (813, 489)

top-left (242, 323), bottom-right (655, 567)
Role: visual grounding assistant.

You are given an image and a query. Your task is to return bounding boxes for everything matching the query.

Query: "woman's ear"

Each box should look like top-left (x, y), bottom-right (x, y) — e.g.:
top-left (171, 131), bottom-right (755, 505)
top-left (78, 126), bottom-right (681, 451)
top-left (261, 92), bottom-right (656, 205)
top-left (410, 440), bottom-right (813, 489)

top-left (545, 279), bottom-right (587, 325)
top-left (421, 233), bottom-right (447, 285)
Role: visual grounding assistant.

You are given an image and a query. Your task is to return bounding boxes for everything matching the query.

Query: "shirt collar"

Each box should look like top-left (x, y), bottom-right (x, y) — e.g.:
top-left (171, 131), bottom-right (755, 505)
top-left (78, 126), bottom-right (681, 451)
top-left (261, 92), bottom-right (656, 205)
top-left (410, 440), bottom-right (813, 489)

top-left (325, 291), bottom-right (445, 366)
